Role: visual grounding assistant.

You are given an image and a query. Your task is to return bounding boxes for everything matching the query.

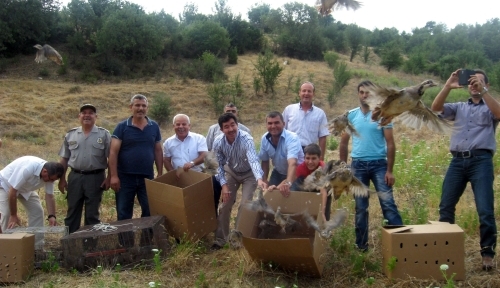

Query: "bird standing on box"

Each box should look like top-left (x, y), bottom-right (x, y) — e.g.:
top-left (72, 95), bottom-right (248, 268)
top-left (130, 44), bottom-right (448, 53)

top-left (364, 80), bottom-right (453, 133)
top-left (34, 44), bottom-right (63, 65)
top-left (315, 0), bottom-right (362, 16)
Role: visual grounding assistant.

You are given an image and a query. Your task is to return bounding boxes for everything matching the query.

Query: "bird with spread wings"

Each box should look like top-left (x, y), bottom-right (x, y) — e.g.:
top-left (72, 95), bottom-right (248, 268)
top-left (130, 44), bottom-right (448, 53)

top-left (315, 0), bottom-right (362, 16)
top-left (34, 44), bottom-right (63, 66)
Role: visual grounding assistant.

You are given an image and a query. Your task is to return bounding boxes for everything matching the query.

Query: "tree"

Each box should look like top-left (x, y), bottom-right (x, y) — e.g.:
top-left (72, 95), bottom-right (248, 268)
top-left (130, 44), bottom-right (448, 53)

top-left (345, 24), bottom-right (364, 62)
top-left (96, 6), bottom-right (164, 61)
top-left (181, 20), bottom-right (230, 58)
top-left (380, 43), bottom-right (403, 72)
top-left (254, 50), bottom-right (283, 94)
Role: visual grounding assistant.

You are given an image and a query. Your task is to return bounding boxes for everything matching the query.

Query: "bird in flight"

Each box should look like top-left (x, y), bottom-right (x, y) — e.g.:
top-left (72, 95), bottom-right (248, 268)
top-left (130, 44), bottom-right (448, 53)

top-left (364, 80), bottom-right (453, 134)
top-left (315, 0), bottom-right (362, 16)
top-left (34, 44), bottom-right (63, 66)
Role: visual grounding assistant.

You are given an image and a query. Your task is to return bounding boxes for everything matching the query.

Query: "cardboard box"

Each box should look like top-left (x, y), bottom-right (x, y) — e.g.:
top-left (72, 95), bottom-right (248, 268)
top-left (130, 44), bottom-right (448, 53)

top-left (0, 233), bottom-right (35, 283)
top-left (382, 221), bottom-right (465, 280)
top-left (145, 170), bottom-right (217, 241)
top-left (238, 191), bottom-right (327, 277)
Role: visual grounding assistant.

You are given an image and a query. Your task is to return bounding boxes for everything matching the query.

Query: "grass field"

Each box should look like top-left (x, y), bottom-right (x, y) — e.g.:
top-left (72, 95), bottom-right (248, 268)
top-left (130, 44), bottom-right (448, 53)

top-left (1, 52), bottom-right (500, 287)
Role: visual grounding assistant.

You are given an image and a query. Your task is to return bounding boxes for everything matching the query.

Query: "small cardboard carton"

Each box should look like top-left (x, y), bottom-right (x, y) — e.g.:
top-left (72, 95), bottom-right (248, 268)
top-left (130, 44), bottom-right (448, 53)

top-left (382, 221), bottom-right (465, 280)
top-left (0, 233), bottom-right (35, 283)
top-left (238, 190), bottom-right (327, 277)
top-left (145, 169), bottom-right (217, 241)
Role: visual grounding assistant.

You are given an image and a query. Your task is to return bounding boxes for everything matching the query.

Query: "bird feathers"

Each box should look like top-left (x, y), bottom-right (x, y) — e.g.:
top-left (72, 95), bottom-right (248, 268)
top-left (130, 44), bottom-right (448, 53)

top-left (315, 0), bottom-right (362, 16)
top-left (328, 111), bottom-right (360, 137)
top-left (34, 44), bottom-right (63, 66)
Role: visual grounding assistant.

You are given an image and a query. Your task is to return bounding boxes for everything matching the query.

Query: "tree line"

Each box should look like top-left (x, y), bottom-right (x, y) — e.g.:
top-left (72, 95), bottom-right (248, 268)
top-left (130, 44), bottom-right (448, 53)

top-left (1, 0), bottom-right (500, 88)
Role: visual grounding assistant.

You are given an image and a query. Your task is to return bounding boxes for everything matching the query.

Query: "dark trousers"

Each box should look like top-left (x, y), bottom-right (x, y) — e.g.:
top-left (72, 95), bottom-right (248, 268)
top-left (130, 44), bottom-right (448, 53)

top-left (212, 175), bottom-right (222, 217)
top-left (439, 152), bottom-right (497, 257)
top-left (65, 170), bottom-right (105, 233)
top-left (115, 173), bottom-right (151, 220)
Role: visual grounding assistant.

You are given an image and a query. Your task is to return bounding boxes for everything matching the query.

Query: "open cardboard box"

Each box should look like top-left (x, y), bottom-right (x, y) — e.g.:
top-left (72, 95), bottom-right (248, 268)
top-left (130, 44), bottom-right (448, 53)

top-left (145, 169), bottom-right (217, 241)
top-left (382, 221), bottom-right (465, 280)
top-left (238, 190), bottom-right (328, 277)
top-left (0, 233), bottom-right (35, 283)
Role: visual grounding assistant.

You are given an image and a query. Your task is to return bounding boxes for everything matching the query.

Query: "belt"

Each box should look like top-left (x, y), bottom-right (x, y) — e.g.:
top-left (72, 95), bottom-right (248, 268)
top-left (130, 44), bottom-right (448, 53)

top-left (71, 168), bottom-right (105, 175)
top-left (450, 149), bottom-right (491, 158)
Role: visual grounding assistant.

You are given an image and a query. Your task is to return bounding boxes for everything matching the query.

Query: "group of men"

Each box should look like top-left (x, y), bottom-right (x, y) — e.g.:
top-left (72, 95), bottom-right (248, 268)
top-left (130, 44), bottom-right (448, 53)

top-left (0, 70), bottom-right (497, 270)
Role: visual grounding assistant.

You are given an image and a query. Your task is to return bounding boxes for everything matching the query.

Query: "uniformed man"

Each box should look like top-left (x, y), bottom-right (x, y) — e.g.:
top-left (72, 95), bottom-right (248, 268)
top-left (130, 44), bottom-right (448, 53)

top-left (58, 104), bottom-right (111, 233)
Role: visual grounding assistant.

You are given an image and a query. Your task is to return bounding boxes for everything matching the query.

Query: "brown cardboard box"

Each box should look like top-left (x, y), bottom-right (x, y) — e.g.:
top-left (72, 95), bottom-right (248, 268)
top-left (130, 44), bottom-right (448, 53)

top-left (0, 233), bottom-right (35, 283)
top-left (238, 191), bottom-right (327, 277)
top-left (382, 221), bottom-right (465, 280)
top-left (145, 169), bottom-right (217, 241)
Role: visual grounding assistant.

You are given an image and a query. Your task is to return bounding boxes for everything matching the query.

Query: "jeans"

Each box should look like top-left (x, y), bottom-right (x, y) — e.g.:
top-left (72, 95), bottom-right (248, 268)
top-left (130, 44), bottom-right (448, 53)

top-left (115, 173), bottom-right (151, 220)
top-left (351, 159), bottom-right (403, 250)
top-left (439, 153), bottom-right (497, 257)
top-left (269, 169), bottom-right (287, 186)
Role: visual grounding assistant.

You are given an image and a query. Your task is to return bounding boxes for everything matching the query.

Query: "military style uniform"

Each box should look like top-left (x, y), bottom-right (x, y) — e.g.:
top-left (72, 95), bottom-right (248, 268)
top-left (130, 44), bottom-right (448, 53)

top-left (59, 125), bottom-right (111, 233)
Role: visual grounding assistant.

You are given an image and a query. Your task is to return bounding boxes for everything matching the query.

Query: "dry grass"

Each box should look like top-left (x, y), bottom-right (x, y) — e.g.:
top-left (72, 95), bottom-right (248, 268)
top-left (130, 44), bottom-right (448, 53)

top-left (1, 52), bottom-right (500, 287)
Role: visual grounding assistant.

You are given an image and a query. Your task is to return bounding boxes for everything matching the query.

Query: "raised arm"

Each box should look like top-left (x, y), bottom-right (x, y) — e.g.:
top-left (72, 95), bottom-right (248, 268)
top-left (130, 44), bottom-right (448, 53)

top-left (431, 69), bottom-right (461, 112)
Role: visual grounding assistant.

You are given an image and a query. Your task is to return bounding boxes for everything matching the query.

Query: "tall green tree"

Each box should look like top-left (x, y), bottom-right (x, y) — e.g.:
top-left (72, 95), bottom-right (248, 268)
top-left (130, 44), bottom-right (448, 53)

top-left (345, 24), bottom-right (364, 62)
top-left (380, 42), bottom-right (403, 72)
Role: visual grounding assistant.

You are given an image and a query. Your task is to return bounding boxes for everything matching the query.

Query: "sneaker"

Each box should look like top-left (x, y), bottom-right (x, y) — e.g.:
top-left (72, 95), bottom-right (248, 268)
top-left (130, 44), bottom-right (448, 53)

top-left (210, 244), bottom-right (223, 251)
top-left (482, 256), bottom-right (494, 271)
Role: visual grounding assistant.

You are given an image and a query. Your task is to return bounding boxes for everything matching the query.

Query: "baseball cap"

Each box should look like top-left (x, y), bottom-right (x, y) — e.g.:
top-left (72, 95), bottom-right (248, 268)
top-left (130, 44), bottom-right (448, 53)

top-left (80, 104), bottom-right (96, 113)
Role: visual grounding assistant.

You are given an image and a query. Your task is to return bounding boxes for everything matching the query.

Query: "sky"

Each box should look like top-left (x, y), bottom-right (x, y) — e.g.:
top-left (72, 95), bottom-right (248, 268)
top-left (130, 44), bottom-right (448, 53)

top-left (59, 0), bottom-right (499, 33)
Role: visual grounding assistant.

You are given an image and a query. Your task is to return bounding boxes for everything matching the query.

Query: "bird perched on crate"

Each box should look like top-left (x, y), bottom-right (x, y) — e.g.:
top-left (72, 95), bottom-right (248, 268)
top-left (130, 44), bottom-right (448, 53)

top-left (34, 44), bottom-right (63, 65)
top-left (315, 0), bottom-right (362, 16)
top-left (364, 80), bottom-right (453, 134)
top-left (228, 229), bottom-right (243, 249)
top-left (328, 111), bottom-right (359, 137)
top-left (202, 150), bottom-right (219, 175)
top-left (274, 206), bottom-right (302, 234)
top-left (302, 209), bottom-right (348, 239)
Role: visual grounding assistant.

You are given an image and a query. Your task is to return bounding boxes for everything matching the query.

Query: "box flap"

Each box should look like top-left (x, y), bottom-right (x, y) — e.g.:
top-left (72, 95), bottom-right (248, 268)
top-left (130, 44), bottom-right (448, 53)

top-left (0, 233), bottom-right (33, 239)
top-left (383, 226), bottom-right (413, 234)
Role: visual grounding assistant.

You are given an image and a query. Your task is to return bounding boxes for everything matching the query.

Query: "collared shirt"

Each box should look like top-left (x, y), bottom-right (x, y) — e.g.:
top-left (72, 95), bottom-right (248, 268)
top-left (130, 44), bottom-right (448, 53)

top-left (59, 125), bottom-right (111, 171)
top-left (0, 156), bottom-right (54, 200)
top-left (206, 122), bottom-right (250, 151)
top-left (282, 102), bottom-right (330, 146)
top-left (163, 132), bottom-right (208, 172)
top-left (112, 116), bottom-right (162, 178)
top-left (212, 130), bottom-right (263, 186)
top-left (442, 98), bottom-right (498, 152)
top-left (348, 107), bottom-right (392, 161)
top-left (258, 129), bottom-right (304, 175)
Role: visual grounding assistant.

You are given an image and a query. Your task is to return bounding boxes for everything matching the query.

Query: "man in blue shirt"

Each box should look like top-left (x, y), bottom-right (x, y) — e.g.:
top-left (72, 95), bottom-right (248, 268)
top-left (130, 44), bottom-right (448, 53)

top-left (431, 69), bottom-right (500, 270)
top-left (259, 111), bottom-right (304, 197)
top-left (339, 80), bottom-right (403, 252)
top-left (109, 94), bottom-right (163, 220)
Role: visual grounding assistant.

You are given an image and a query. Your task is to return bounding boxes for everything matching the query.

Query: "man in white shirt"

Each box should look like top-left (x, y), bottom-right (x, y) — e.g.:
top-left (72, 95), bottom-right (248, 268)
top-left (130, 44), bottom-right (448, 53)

top-left (0, 156), bottom-right (64, 233)
top-left (163, 114), bottom-right (208, 172)
top-left (282, 82), bottom-right (330, 160)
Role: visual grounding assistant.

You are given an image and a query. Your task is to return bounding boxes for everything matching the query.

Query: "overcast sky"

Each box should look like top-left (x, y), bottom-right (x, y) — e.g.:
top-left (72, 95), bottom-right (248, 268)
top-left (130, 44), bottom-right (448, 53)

top-left (60, 0), bottom-right (499, 33)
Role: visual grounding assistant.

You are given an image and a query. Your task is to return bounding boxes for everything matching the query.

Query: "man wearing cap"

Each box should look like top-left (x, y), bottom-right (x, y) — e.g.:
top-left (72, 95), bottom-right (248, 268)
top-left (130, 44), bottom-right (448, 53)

top-left (58, 104), bottom-right (111, 233)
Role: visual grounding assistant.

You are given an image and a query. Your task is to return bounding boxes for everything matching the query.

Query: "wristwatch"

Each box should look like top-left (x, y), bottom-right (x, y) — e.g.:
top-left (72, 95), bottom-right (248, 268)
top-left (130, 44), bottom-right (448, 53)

top-left (189, 161), bottom-right (195, 167)
top-left (285, 181), bottom-right (292, 186)
top-left (481, 86), bottom-right (489, 95)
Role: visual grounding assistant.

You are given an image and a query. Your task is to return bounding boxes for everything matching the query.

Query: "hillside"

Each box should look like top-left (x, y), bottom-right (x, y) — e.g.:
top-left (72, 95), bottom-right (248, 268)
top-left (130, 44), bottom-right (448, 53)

top-left (1, 53), bottom-right (500, 287)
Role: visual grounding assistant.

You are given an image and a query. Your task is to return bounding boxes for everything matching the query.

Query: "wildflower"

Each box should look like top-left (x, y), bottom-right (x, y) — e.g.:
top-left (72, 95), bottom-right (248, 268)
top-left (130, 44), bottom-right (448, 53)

top-left (440, 264), bottom-right (449, 271)
top-left (152, 249), bottom-right (159, 253)
top-left (149, 282), bottom-right (156, 288)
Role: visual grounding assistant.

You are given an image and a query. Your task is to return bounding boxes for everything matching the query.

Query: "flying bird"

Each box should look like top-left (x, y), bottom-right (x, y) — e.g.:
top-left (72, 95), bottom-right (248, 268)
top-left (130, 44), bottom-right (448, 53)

top-left (364, 80), bottom-right (453, 134)
top-left (303, 209), bottom-right (348, 238)
top-left (328, 111), bottom-right (359, 137)
top-left (300, 160), bottom-right (369, 200)
top-left (243, 187), bottom-right (275, 217)
top-left (34, 44), bottom-right (63, 65)
top-left (274, 206), bottom-right (301, 234)
top-left (315, 0), bottom-right (362, 16)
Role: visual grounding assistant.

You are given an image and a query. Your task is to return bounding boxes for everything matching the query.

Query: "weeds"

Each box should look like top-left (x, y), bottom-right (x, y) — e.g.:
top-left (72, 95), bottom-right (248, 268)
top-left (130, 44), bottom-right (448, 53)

top-left (41, 252), bottom-right (59, 272)
top-left (152, 249), bottom-right (162, 273)
top-left (386, 256), bottom-right (397, 272)
top-left (440, 264), bottom-right (456, 288)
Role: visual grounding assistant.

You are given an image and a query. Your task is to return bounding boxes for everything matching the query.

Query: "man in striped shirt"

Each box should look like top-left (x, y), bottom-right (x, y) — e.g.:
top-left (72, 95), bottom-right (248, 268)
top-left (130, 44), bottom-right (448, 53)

top-left (211, 113), bottom-right (267, 250)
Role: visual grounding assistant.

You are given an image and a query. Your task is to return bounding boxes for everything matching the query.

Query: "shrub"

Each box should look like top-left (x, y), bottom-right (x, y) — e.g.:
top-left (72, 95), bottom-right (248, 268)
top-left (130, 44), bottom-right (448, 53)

top-left (328, 61), bottom-right (352, 107)
top-left (208, 79), bottom-right (229, 117)
top-left (201, 51), bottom-right (226, 82)
top-left (323, 51), bottom-right (340, 68)
top-left (254, 50), bottom-right (283, 93)
top-left (148, 92), bottom-right (172, 126)
top-left (181, 20), bottom-right (231, 58)
top-left (227, 46), bottom-right (238, 64)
